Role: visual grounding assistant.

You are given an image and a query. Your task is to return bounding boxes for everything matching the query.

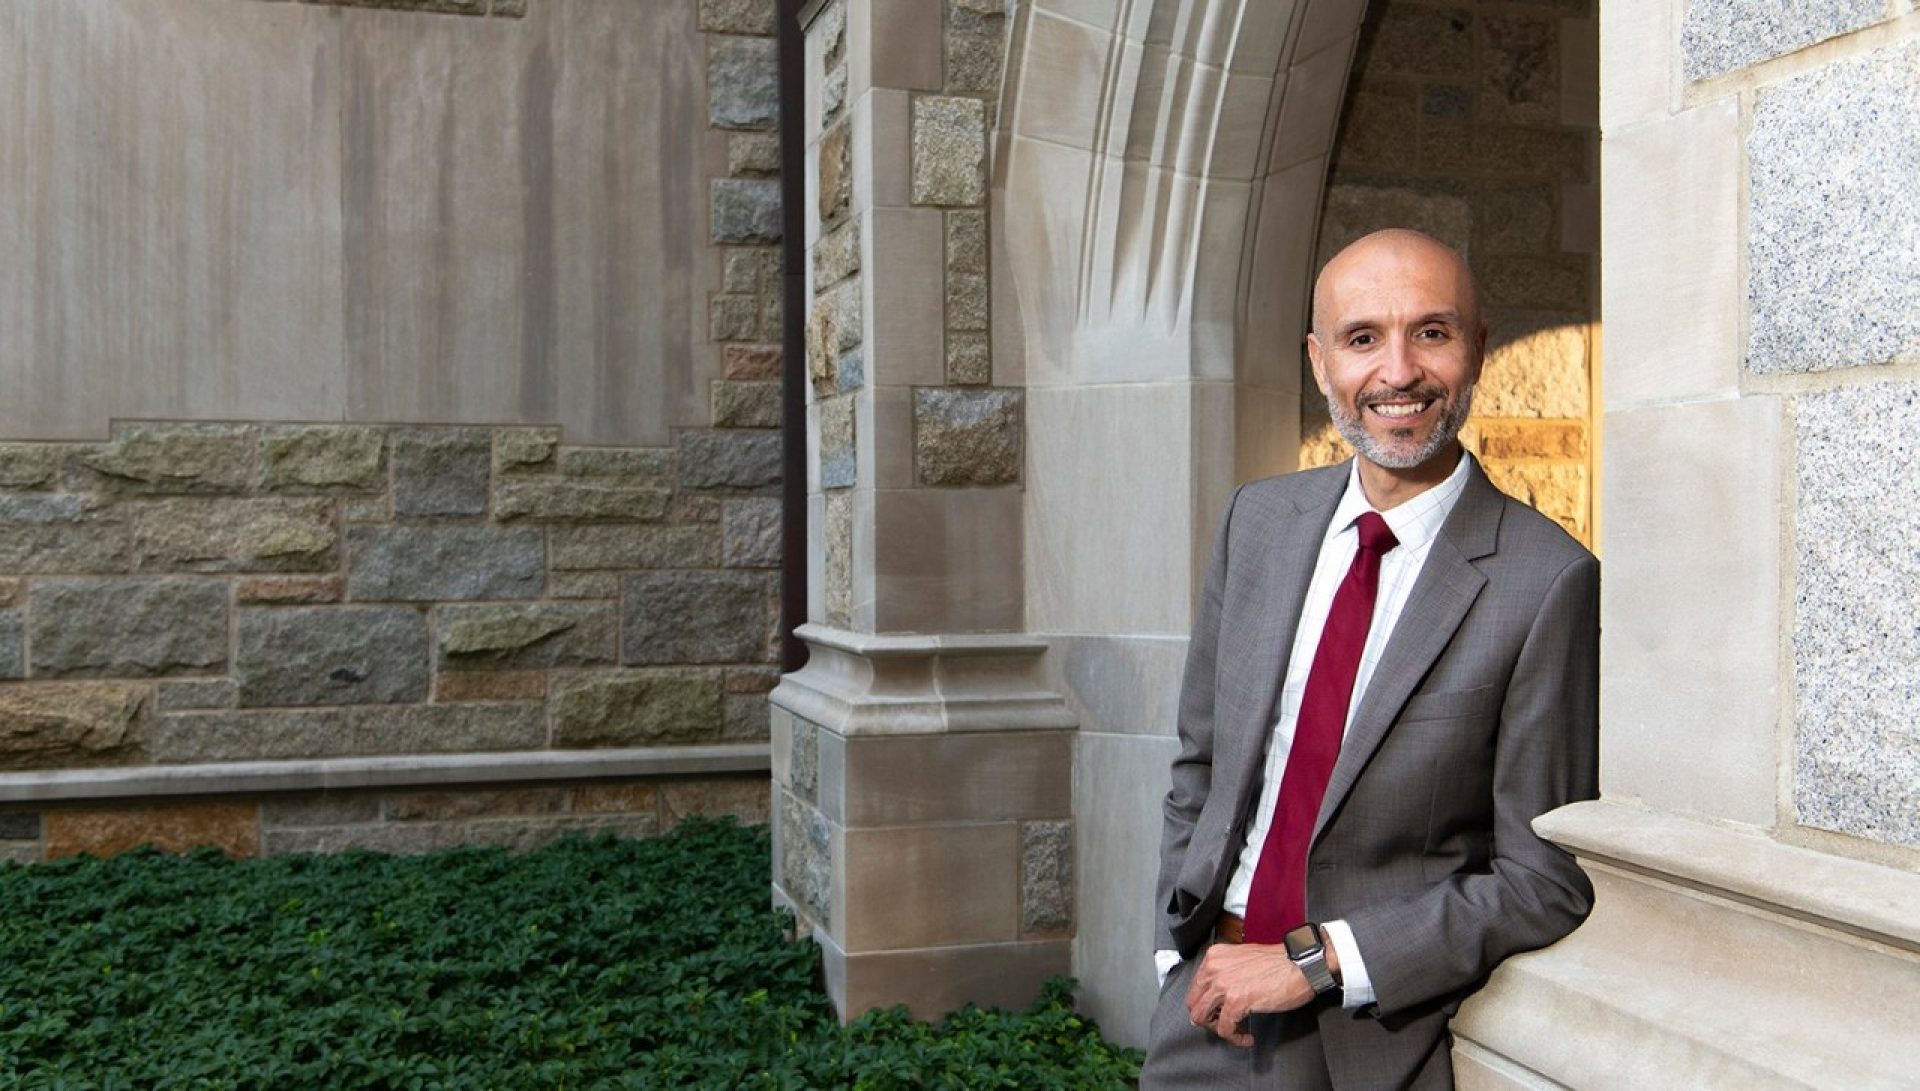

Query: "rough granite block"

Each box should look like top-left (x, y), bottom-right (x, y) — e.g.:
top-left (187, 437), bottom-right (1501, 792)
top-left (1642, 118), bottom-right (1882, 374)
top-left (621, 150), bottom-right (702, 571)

top-left (1021, 820), bottom-right (1074, 934)
top-left (699, 0), bottom-right (776, 35)
top-left (678, 431), bottom-right (782, 489)
top-left (29, 579), bottom-right (229, 678)
top-left (814, 219), bottom-right (862, 289)
top-left (1792, 383), bottom-right (1920, 847)
top-left (492, 479), bottom-right (670, 523)
top-left (559, 447), bottom-right (675, 481)
top-left (708, 35), bottom-right (779, 130)
top-left (550, 669), bottom-right (725, 746)
top-left (435, 602), bottom-right (616, 669)
top-left (0, 682), bottom-right (148, 770)
top-left (1748, 40), bottom-right (1920, 374)
top-left (434, 669), bottom-right (547, 702)
top-left (493, 428), bottom-right (559, 472)
top-left (912, 96), bottom-right (987, 207)
top-left (261, 426), bottom-right (385, 491)
top-left (780, 791), bottom-right (833, 923)
top-left (235, 607), bottom-right (429, 707)
top-left (0, 496), bottom-right (125, 574)
top-left (621, 572), bottom-right (771, 665)
top-left (914, 388), bottom-right (1022, 486)
top-left (75, 423), bottom-right (255, 494)
top-left (347, 526), bottom-right (545, 601)
top-left (1681, 0), bottom-right (1884, 82)
top-left (393, 429), bottom-right (490, 518)
top-left (350, 703), bottom-right (546, 754)
top-left (728, 131), bottom-right (782, 176)
top-left (819, 395), bottom-right (856, 489)
top-left (712, 381), bottom-right (782, 429)
top-left (712, 179), bottom-right (784, 244)
top-left (0, 812), bottom-right (41, 841)
top-left (0, 610), bottom-right (21, 680)
top-left (130, 498), bottom-right (337, 574)
top-left (45, 802), bottom-right (259, 860)
top-left (0, 445), bottom-right (58, 489)
top-left (151, 710), bottom-right (354, 763)
top-left (722, 498), bottom-right (782, 568)
top-left (818, 122), bottom-right (851, 223)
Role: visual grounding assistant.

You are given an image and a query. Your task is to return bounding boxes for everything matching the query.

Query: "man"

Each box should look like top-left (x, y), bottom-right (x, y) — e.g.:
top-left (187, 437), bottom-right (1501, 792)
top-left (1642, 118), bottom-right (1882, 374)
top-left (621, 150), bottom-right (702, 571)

top-left (1140, 229), bottom-right (1599, 1089)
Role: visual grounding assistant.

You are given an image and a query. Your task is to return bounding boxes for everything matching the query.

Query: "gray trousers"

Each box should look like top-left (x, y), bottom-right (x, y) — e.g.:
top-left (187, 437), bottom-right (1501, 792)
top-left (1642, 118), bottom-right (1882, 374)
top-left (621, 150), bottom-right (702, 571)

top-left (1138, 949), bottom-right (1453, 1090)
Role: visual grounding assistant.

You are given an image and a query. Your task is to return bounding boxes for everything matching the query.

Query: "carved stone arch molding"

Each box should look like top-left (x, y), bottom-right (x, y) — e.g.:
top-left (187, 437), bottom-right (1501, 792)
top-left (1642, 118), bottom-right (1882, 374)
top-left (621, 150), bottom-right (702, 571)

top-left (998, 0), bottom-right (1366, 411)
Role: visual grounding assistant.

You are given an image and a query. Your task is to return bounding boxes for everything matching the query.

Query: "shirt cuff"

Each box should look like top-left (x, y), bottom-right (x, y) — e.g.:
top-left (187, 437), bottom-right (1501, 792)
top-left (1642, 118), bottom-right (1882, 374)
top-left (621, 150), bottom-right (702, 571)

top-left (1154, 948), bottom-right (1183, 989)
top-left (1320, 919), bottom-right (1375, 1010)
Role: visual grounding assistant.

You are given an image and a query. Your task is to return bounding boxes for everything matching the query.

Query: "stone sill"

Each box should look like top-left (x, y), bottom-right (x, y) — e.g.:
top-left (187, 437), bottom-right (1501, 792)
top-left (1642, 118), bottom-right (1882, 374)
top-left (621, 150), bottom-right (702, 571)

top-left (794, 624), bottom-right (1052, 659)
top-left (1537, 798), bottom-right (1920, 954)
top-left (0, 744), bottom-right (771, 804)
top-left (778, 625), bottom-right (1076, 737)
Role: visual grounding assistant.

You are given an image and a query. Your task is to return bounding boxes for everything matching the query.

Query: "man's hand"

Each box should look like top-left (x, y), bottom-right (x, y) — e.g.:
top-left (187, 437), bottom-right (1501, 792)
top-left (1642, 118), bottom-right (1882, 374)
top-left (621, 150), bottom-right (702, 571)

top-left (1183, 944), bottom-right (1318, 1047)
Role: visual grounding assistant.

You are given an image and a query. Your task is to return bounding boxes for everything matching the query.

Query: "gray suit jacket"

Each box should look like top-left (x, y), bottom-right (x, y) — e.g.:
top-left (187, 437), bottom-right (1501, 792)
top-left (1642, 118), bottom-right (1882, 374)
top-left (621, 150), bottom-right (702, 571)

top-left (1154, 458), bottom-right (1599, 1086)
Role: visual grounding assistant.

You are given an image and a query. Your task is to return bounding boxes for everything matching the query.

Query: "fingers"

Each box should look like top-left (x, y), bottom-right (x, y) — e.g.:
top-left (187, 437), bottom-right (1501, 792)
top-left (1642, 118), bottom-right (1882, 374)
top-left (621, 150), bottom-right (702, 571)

top-left (1186, 985), bottom-right (1220, 1028)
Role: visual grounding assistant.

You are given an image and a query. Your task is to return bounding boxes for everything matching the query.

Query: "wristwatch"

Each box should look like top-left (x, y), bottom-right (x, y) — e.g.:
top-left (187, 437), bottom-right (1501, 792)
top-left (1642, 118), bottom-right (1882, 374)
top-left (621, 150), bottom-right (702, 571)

top-left (1283, 923), bottom-right (1339, 996)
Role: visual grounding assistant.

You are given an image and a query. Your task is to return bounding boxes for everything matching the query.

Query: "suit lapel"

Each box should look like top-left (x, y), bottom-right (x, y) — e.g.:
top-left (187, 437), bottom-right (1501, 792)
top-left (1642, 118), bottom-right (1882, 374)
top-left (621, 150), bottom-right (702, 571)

top-left (1219, 467), bottom-right (1347, 810)
top-left (1312, 460), bottom-right (1504, 843)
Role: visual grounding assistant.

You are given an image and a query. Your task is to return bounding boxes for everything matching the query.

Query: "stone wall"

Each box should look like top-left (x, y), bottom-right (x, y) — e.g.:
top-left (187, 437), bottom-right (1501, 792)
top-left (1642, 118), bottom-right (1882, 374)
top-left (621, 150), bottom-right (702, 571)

top-left (1301, 0), bottom-right (1597, 544)
top-left (0, 0), bottom-right (787, 863)
top-left (1446, 0), bottom-right (1920, 1082)
top-left (0, 419), bottom-right (780, 861)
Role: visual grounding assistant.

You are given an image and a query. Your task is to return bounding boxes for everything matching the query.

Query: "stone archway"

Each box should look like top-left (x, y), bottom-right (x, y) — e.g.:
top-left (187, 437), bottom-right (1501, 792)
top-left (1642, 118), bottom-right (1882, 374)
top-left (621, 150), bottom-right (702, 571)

top-left (995, 0), bottom-right (1374, 1042)
top-left (995, 0), bottom-right (1600, 1046)
top-left (776, 0), bottom-right (1601, 1051)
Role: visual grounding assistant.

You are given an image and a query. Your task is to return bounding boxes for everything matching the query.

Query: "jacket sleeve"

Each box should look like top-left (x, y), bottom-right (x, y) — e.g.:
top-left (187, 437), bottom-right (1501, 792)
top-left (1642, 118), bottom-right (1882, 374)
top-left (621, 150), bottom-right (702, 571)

top-left (1153, 483), bottom-right (1243, 955)
top-left (1341, 552), bottom-right (1601, 1016)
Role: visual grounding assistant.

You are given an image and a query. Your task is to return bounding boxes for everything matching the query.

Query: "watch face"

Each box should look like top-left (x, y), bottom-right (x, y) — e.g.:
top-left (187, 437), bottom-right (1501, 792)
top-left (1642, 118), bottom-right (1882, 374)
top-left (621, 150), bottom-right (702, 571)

top-left (1284, 924), bottom-right (1322, 959)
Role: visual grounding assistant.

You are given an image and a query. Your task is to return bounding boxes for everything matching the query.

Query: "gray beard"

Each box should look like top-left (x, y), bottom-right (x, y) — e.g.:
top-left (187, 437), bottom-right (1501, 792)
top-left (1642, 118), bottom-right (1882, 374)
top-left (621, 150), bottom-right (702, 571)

top-left (1327, 385), bottom-right (1475, 470)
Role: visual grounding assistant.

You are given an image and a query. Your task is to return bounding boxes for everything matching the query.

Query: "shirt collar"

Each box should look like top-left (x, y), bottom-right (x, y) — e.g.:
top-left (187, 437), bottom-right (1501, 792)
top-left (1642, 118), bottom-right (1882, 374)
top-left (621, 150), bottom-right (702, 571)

top-left (1327, 449), bottom-right (1473, 553)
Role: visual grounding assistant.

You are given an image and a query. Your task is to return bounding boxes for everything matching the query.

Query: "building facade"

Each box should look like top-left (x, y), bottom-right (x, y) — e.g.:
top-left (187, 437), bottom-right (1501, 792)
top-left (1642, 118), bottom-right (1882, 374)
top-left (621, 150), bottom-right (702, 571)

top-left (771, 0), bottom-right (1920, 1083)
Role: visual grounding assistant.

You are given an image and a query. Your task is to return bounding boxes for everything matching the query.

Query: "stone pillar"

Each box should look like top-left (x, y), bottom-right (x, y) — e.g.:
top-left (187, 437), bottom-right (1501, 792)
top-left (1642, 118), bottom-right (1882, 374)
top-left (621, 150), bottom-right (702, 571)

top-left (770, 0), bottom-right (1076, 1019)
top-left (1450, 0), bottom-right (1920, 1082)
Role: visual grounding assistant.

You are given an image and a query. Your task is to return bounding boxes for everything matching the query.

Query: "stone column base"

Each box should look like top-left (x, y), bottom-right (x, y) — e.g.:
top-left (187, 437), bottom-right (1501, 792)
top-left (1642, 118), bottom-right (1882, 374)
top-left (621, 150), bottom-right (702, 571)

top-left (769, 624), bottom-right (1077, 1022)
top-left (1451, 800), bottom-right (1920, 1088)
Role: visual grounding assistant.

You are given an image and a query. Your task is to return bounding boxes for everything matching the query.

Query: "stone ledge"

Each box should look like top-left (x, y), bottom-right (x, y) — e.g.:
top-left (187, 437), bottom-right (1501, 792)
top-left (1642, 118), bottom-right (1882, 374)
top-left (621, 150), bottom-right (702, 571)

top-left (1455, 857), bottom-right (1920, 1088)
top-left (773, 624), bottom-right (1075, 736)
top-left (0, 744), bottom-right (769, 804)
top-left (1535, 798), bottom-right (1920, 954)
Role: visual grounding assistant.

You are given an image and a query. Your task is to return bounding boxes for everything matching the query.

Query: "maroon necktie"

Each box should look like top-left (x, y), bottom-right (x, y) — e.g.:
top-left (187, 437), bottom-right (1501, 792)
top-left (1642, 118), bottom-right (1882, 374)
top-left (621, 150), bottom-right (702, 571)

top-left (1243, 511), bottom-right (1400, 944)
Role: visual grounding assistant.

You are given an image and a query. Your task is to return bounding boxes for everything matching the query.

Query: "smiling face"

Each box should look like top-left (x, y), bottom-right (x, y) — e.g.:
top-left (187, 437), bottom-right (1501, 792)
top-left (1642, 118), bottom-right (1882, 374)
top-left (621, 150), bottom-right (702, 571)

top-left (1307, 230), bottom-right (1486, 499)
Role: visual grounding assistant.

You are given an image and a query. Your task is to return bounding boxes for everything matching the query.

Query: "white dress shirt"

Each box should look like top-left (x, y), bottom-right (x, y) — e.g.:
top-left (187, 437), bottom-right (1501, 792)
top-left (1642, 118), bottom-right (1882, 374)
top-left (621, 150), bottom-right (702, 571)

top-left (1158, 451), bottom-right (1472, 1010)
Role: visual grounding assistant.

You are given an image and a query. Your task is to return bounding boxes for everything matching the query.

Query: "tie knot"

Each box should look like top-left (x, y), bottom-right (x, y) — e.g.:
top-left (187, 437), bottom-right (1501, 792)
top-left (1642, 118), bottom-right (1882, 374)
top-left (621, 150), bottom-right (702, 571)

top-left (1355, 511), bottom-right (1399, 555)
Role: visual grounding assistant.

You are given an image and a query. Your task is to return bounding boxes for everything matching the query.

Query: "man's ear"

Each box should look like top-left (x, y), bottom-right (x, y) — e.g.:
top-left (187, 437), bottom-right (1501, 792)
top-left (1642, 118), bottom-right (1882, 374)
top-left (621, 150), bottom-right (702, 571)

top-left (1306, 333), bottom-right (1330, 395)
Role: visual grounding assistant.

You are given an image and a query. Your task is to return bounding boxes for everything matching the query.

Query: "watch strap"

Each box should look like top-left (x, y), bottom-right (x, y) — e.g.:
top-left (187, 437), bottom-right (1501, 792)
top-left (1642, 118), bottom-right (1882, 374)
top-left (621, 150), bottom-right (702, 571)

top-left (1285, 923), bottom-right (1338, 996)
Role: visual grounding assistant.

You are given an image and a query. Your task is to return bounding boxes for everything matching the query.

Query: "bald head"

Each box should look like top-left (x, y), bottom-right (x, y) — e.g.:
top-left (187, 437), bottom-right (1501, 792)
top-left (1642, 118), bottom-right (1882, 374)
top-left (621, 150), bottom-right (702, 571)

top-left (1311, 229), bottom-right (1482, 342)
